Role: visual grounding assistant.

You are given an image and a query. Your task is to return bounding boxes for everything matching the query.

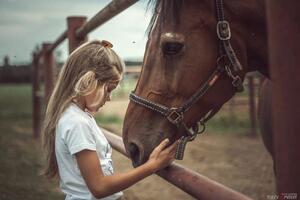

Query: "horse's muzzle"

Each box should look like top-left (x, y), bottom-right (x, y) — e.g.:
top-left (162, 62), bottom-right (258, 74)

top-left (127, 142), bottom-right (144, 167)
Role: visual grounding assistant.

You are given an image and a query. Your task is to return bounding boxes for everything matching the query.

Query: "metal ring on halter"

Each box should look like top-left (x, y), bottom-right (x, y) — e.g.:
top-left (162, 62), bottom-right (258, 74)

top-left (187, 134), bottom-right (197, 141)
top-left (187, 120), bottom-right (205, 140)
top-left (195, 120), bottom-right (206, 134)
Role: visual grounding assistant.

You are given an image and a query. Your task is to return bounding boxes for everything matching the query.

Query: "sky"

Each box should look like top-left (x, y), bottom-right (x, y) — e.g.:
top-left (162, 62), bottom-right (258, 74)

top-left (0, 0), bottom-right (152, 65)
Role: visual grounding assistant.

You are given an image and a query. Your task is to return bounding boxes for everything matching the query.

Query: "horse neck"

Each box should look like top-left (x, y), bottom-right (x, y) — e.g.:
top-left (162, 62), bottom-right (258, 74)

top-left (225, 0), bottom-right (269, 77)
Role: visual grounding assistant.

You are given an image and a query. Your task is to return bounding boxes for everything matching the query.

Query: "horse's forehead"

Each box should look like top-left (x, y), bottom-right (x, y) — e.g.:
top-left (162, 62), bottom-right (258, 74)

top-left (183, 4), bottom-right (213, 22)
top-left (164, 3), bottom-right (213, 32)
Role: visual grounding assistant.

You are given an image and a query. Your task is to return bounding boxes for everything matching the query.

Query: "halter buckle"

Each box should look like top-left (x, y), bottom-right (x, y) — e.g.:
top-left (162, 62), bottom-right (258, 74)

top-left (217, 21), bottom-right (231, 40)
top-left (167, 108), bottom-right (183, 125)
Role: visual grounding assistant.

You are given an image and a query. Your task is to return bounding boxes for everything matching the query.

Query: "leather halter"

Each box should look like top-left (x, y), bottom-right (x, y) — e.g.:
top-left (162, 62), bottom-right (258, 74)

top-left (129, 0), bottom-right (244, 160)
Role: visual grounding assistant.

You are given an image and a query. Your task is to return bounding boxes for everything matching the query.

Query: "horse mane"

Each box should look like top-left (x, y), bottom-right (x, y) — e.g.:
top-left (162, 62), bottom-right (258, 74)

top-left (147, 0), bottom-right (184, 36)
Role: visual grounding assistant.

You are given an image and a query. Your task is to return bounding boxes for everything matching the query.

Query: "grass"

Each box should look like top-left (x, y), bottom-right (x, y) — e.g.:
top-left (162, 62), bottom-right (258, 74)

top-left (95, 114), bottom-right (122, 124)
top-left (94, 114), bottom-right (123, 132)
top-left (206, 109), bottom-right (252, 134)
top-left (0, 84), bottom-right (32, 119)
top-left (0, 84), bottom-right (64, 200)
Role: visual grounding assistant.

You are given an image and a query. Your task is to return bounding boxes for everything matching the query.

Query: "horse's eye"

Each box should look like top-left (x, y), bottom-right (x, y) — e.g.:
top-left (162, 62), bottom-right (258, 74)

top-left (162, 42), bottom-right (184, 56)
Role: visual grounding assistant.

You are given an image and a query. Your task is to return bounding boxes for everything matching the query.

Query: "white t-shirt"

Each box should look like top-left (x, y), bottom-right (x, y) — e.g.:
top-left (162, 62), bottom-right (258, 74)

top-left (55, 103), bottom-right (123, 200)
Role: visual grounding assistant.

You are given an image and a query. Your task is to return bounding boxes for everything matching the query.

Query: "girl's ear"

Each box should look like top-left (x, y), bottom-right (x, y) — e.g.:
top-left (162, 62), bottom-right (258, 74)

top-left (74, 71), bottom-right (98, 96)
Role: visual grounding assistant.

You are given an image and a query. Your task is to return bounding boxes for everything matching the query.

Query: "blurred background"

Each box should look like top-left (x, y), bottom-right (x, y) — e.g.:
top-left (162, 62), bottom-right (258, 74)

top-left (0, 0), bottom-right (275, 199)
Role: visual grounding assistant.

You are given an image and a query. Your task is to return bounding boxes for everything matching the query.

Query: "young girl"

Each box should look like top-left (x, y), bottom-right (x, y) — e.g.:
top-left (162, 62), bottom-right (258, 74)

top-left (42, 40), bottom-right (177, 200)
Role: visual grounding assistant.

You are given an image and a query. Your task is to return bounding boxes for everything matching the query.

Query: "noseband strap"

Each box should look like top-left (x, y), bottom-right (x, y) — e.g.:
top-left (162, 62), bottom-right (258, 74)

top-left (129, 0), bottom-right (244, 160)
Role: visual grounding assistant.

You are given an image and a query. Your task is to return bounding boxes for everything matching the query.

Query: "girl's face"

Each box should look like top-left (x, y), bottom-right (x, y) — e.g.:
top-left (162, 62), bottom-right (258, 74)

top-left (85, 81), bottom-right (119, 113)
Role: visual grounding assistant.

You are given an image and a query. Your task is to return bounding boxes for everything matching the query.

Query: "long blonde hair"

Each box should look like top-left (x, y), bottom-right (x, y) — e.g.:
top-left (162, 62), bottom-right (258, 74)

top-left (42, 40), bottom-right (125, 178)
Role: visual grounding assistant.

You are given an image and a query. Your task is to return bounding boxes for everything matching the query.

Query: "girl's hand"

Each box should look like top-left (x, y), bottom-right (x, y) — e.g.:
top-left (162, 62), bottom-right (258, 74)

top-left (146, 138), bottom-right (178, 172)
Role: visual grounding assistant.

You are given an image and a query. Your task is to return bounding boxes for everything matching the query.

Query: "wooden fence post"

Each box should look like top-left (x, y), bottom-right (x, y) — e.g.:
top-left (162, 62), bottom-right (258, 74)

top-left (67, 16), bottom-right (88, 54)
top-left (42, 43), bottom-right (57, 102)
top-left (32, 52), bottom-right (41, 139)
top-left (266, 0), bottom-right (300, 194)
top-left (228, 98), bottom-right (236, 122)
top-left (248, 75), bottom-right (257, 135)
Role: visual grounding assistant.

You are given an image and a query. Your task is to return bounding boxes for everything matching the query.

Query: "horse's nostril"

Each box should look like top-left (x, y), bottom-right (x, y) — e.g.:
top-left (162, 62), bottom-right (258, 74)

top-left (128, 143), bottom-right (141, 167)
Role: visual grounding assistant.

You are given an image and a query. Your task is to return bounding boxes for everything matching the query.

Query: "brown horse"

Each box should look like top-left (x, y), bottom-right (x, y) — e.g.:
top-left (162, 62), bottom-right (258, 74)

top-left (123, 0), bottom-right (270, 166)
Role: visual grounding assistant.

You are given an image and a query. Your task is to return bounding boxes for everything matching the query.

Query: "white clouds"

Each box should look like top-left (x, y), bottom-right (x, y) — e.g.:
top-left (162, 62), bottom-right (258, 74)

top-left (0, 0), bottom-right (152, 64)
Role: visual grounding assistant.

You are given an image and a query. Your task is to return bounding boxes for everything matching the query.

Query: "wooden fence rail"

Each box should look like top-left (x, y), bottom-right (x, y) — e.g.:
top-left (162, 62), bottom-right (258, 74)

top-left (76, 0), bottom-right (139, 38)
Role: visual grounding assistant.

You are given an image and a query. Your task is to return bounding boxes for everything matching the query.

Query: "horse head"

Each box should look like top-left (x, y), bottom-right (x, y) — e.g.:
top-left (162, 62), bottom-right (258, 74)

top-left (123, 0), bottom-right (267, 167)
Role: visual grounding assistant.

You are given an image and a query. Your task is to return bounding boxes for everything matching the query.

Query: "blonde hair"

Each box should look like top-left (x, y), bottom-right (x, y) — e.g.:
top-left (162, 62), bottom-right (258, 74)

top-left (42, 40), bottom-right (125, 178)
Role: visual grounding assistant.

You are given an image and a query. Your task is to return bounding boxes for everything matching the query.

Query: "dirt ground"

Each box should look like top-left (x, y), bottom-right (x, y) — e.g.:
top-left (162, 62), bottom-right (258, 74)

top-left (97, 100), bottom-right (276, 200)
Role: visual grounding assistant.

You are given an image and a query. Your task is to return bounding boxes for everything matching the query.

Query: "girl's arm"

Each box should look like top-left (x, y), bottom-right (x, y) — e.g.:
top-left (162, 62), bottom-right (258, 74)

top-left (75, 139), bottom-right (177, 199)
